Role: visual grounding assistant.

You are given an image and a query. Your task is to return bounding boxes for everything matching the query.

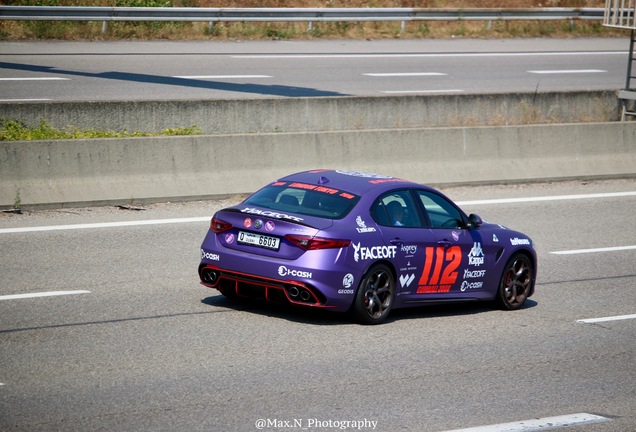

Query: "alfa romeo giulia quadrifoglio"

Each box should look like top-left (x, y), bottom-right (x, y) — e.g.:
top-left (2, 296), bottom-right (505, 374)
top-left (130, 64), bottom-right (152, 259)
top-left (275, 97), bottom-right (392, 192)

top-left (198, 170), bottom-right (537, 324)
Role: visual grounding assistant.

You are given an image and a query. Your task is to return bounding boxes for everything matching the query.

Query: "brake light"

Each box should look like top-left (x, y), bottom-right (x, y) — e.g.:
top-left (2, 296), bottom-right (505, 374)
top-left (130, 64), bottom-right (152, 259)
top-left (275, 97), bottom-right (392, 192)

top-left (210, 217), bottom-right (232, 233)
top-left (285, 235), bottom-right (351, 251)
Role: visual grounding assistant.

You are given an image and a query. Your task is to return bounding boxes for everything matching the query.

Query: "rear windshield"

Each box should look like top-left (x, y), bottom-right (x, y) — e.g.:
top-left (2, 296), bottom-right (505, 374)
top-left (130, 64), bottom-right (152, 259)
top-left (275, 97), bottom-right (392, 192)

top-left (244, 182), bottom-right (360, 220)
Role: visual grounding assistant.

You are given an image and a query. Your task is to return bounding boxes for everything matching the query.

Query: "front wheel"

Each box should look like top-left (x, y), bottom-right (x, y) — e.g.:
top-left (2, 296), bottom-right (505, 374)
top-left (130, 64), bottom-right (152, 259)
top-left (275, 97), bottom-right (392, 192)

top-left (496, 253), bottom-right (534, 310)
top-left (351, 264), bottom-right (395, 325)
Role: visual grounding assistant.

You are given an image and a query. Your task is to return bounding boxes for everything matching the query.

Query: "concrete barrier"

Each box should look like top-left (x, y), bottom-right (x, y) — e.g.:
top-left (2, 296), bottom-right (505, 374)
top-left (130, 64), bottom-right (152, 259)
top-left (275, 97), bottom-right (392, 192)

top-left (2, 122), bottom-right (635, 209)
top-left (0, 91), bottom-right (622, 134)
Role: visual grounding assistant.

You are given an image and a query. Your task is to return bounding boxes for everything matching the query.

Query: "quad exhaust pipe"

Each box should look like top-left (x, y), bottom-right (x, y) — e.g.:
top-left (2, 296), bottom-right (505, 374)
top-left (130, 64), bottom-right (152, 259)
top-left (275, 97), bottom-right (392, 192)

top-left (286, 285), bottom-right (313, 303)
top-left (200, 268), bottom-right (219, 285)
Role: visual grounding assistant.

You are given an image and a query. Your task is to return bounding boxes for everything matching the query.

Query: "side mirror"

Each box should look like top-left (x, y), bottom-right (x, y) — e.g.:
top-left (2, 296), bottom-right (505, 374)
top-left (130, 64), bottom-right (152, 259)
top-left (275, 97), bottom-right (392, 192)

top-left (468, 213), bottom-right (483, 229)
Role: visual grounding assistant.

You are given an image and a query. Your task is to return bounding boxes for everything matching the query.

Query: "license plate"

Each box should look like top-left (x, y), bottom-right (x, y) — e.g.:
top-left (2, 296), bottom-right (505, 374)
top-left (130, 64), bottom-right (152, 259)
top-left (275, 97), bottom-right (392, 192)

top-left (237, 231), bottom-right (280, 250)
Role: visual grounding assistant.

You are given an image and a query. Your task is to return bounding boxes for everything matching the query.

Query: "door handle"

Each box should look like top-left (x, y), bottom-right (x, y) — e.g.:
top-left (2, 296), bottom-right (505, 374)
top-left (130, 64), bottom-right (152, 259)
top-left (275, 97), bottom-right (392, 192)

top-left (437, 240), bottom-right (452, 248)
top-left (390, 238), bottom-right (404, 245)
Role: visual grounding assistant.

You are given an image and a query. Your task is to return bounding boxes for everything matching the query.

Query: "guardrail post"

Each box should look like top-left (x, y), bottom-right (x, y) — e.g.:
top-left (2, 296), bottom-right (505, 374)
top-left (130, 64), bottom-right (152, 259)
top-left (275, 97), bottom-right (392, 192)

top-left (308, 21), bottom-right (313, 32)
top-left (102, 20), bottom-right (107, 34)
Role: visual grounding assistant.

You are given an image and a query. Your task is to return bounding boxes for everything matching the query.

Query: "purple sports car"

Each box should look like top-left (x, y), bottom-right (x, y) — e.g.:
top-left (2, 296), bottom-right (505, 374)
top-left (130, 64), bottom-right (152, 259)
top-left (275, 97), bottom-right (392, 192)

top-left (199, 170), bottom-right (536, 324)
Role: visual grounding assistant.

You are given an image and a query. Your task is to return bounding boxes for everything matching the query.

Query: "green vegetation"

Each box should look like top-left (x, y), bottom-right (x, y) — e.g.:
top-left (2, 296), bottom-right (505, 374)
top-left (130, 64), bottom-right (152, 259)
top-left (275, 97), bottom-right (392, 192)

top-left (0, 0), bottom-right (619, 41)
top-left (0, 118), bottom-right (201, 141)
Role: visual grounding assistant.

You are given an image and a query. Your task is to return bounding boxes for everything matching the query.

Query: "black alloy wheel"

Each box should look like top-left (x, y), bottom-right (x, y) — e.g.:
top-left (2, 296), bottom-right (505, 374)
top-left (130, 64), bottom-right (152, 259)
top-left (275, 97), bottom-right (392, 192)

top-left (497, 252), bottom-right (533, 310)
top-left (352, 264), bottom-right (395, 325)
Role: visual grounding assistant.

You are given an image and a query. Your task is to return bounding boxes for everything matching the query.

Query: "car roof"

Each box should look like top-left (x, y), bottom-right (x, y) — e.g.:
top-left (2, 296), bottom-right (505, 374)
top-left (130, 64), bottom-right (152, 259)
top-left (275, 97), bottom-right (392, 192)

top-left (277, 169), bottom-right (428, 197)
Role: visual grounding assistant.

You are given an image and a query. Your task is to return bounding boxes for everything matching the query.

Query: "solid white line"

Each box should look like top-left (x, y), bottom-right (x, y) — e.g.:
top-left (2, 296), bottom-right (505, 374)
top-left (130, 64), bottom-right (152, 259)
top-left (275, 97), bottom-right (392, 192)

top-left (528, 69), bottom-right (606, 74)
top-left (0, 290), bottom-right (91, 301)
top-left (0, 216), bottom-right (210, 234)
top-left (233, 51), bottom-right (626, 59)
top-left (364, 72), bottom-right (447, 77)
top-left (2, 191), bottom-right (633, 235)
top-left (577, 314), bottom-right (636, 324)
top-left (551, 245), bottom-right (636, 255)
top-left (172, 75), bottom-right (272, 79)
top-left (441, 413), bottom-right (608, 432)
top-left (382, 89), bottom-right (463, 94)
top-left (456, 191), bottom-right (636, 206)
top-left (0, 77), bottom-right (70, 81)
top-left (0, 98), bottom-right (52, 102)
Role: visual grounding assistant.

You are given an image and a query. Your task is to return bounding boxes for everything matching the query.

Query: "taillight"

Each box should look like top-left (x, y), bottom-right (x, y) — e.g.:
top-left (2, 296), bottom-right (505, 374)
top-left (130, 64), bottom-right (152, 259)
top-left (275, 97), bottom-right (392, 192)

top-left (285, 234), bottom-right (351, 251)
top-left (210, 217), bottom-right (232, 233)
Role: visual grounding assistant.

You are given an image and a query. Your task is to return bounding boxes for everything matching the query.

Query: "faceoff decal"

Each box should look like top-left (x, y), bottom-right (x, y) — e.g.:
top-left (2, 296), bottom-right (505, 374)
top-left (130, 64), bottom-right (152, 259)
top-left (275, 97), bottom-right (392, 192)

top-left (240, 207), bottom-right (304, 222)
top-left (352, 242), bottom-right (397, 262)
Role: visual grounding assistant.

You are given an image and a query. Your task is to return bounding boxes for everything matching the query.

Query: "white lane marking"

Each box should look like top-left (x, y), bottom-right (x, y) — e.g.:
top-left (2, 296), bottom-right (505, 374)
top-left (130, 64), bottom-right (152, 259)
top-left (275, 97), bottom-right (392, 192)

top-left (0, 77), bottom-right (70, 81)
top-left (528, 69), bottom-right (606, 74)
top-left (172, 75), bottom-right (272, 79)
top-left (0, 217), bottom-right (210, 234)
top-left (233, 51), bottom-right (626, 59)
top-left (364, 72), bottom-right (447, 77)
top-left (1, 191), bottom-right (633, 235)
top-left (578, 314), bottom-right (636, 324)
top-left (456, 191), bottom-right (636, 206)
top-left (0, 98), bottom-right (52, 102)
top-left (552, 245), bottom-right (636, 255)
top-left (382, 89), bottom-right (463, 94)
top-left (0, 290), bottom-right (91, 301)
top-left (441, 413), bottom-right (608, 432)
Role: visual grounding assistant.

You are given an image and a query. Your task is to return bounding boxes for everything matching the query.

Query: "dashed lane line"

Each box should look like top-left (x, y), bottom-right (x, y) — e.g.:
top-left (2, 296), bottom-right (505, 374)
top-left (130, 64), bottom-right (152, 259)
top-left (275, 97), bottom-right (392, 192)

top-left (0, 290), bottom-right (91, 301)
top-left (577, 314), bottom-right (636, 324)
top-left (551, 245), bottom-right (636, 255)
top-left (440, 413), bottom-right (609, 432)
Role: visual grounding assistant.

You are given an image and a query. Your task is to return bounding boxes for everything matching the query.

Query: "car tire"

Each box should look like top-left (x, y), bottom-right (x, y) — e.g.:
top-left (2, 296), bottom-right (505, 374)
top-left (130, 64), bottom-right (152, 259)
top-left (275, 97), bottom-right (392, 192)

top-left (496, 252), bottom-right (534, 310)
top-left (352, 264), bottom-right (395, 325)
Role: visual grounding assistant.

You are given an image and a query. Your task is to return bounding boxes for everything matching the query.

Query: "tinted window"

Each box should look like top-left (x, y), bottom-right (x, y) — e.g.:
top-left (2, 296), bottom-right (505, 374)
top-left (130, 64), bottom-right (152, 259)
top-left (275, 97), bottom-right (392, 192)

top-left (371, 190), bottom-right (422, 228)
top-left (417, 190), bottom-right (464, 229)
top-left (245, 182), bottom-right (360, 219)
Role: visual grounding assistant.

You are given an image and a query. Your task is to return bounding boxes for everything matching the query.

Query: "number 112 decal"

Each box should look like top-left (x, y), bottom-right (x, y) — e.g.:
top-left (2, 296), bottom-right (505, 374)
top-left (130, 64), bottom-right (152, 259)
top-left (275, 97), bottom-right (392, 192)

top-left (416, 246), bottom-right (462, 294)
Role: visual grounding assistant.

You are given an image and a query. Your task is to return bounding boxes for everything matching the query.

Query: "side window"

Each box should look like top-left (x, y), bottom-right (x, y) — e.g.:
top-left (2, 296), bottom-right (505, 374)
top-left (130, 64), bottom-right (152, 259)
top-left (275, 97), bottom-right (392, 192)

top-left (372, 190), bottom-right (422, 228)
top-left (417, 190), bottom-right (464, 229)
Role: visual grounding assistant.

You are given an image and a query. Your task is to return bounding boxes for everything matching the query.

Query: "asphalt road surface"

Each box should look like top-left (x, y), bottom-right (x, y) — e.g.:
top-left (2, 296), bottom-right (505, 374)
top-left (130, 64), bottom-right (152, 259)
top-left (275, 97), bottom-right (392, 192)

top-left (1, 179), bottom-right (635, 431)
top-left (0, 38), bottom-right (630, 101)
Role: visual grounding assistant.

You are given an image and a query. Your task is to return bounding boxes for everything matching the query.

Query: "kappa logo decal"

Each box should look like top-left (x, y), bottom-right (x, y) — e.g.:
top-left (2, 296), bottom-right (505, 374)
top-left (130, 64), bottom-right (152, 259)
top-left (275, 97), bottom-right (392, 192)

top-left (468, 242), bottom-right (485, 266)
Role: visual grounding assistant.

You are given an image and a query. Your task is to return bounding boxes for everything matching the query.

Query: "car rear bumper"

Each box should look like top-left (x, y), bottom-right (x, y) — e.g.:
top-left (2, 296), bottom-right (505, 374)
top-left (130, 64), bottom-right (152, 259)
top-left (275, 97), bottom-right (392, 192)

top-left (199, 263), bottom-right (346, 310)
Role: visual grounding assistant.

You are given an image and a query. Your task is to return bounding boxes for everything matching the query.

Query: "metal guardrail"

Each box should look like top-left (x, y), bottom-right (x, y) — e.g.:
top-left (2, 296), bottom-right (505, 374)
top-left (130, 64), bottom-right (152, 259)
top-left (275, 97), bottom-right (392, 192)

top-left (0, 6), bottom-right (606, 23)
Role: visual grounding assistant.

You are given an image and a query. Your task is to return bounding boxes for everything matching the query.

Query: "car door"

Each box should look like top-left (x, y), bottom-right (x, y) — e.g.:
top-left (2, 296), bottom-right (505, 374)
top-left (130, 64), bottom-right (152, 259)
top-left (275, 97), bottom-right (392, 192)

top-left (370, 190), bottom-right (437, 303)
top-left (415, 189), bottom-right (495, 300)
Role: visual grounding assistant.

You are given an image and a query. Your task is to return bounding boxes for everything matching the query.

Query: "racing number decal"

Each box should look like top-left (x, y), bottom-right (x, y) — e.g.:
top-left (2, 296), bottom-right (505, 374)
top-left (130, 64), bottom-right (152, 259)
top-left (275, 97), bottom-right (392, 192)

top-left (417, 246), bottom-right (462, 293)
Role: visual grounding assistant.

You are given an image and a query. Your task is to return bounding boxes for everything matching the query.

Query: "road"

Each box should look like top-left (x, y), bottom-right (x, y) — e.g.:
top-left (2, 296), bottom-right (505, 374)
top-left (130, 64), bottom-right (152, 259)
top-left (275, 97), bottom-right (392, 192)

top-left (1, 179), bottom-right (635, 431)
top-left (0, 38), bottom-right (630, 101)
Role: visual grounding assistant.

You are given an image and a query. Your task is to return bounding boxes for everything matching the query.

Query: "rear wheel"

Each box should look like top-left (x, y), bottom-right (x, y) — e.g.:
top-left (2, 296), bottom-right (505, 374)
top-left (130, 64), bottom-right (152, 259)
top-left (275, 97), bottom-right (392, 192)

top-left (496, 253), bottom-right (533, 310)
top-left (352, 264), bottom-right (395, 325)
